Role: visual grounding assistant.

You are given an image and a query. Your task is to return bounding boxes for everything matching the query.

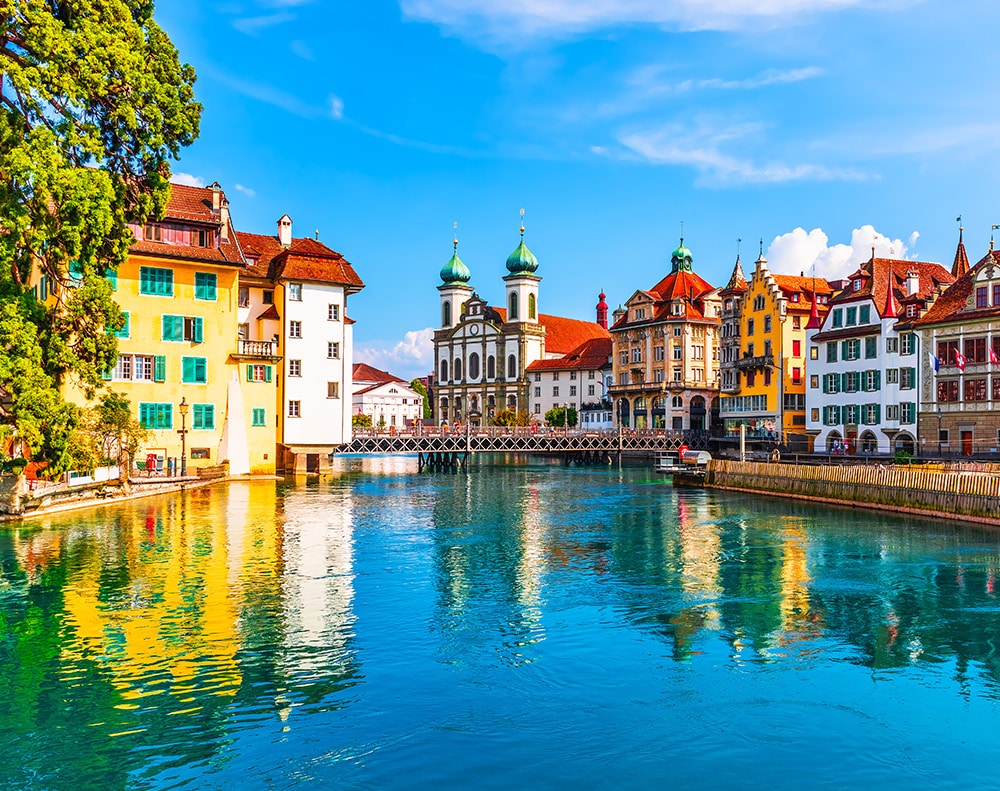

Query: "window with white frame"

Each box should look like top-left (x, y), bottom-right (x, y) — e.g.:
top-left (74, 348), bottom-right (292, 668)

top-left (289, 320), bottom-right (302, 338)
top-left (328, 342), bottom-right (340, 359)
top-left (288, 283), bottom-right (302, 301)
top-left (288, 400), bottom-right (301, 417)
top-left (328, 303), bottom-right (340, 321)
top-left (289, 359), bottom-right (301, 377)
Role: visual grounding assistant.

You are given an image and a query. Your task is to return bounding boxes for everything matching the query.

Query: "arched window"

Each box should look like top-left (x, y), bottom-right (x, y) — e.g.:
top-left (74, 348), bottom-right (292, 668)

top-left (440, 397), bottom-right (449, 421)
top-left (671, 395), bottom-right (683, 409)
top-left (528, 293), bottom-right (536, 319)
top-left (454, 357), bottom-right (463, 380)
top-left (442, 301), bottom-right (451, 327)
top-left (468, 352), bottom-right (480, 380)
top-left (487, 355), bottom-right (496, 379)
top-left (470, 395), bottom-right (479, 413)
top-left (509, 292), bottom-right (519, 320)
top-left (508, 354), bottom-right (517, 379)
top-left (507, 395), bottom-right (516, 408)
top-left (440, 359), bottom-right (449, 382)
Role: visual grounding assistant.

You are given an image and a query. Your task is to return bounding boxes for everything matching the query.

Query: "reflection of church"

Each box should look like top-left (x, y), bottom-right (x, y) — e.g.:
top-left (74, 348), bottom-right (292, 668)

top-left (433, 226), bottom-right (610, 425)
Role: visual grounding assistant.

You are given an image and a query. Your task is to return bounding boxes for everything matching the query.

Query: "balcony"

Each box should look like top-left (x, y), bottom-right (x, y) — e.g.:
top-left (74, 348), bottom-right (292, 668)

top-left (735, 353), bottom-right (775, 371)
top-left (235, 339), bottom-right (281, 360)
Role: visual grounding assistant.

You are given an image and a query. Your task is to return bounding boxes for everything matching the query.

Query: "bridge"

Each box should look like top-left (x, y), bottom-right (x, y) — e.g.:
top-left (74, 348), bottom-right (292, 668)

top-left (339, 427), bottom-right (711, 470)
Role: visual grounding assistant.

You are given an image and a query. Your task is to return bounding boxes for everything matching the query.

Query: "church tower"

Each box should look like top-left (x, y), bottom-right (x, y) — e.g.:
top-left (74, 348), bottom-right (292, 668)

top-left (438, 234), bottom-right (473, 329)
top-left (503, 213), bottom-right (541, 325)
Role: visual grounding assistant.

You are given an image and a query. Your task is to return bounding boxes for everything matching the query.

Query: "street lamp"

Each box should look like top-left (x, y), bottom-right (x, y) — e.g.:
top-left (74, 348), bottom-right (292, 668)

top-left (937, 406), bottom-right (943, 458)
top-left (178, 397), bottom-right (189, 477)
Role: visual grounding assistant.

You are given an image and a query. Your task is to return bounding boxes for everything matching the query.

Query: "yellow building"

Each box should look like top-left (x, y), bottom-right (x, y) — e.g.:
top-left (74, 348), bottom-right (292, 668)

top-left (62, 182), bottom-right (277, 475)
top-left (720, 252), bottom-right (833, 452)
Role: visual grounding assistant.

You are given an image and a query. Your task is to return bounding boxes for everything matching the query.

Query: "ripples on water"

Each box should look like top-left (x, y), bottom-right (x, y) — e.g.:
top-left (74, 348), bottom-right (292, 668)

top-left (2, 455), bottom-right (1000, 789)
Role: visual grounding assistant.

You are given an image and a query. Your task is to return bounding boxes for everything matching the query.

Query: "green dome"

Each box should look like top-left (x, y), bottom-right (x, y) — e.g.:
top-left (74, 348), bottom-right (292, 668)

top-left (506, 239), bottom-right (539, 274)
top-left (670, 239), bottom-right (694, 273)
top-left (440, 250), bottom-right (471, 284)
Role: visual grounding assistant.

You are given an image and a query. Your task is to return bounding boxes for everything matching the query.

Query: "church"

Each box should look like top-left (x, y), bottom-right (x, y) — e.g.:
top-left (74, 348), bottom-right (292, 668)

top-left (432, 225), bottom-right (610, 426)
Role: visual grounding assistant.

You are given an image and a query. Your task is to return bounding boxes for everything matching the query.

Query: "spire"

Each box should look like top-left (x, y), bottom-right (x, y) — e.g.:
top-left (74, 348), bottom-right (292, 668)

top-left (805, 290), bottom-right (822, 330)
top-left (596, 290), bottom-right (609, 330)
top-left (952, 222), bottom-right (970, 278)
top-left (724, 245), bottom-right (747, 291)
top-left (882, 276), bottom-right (898, 319)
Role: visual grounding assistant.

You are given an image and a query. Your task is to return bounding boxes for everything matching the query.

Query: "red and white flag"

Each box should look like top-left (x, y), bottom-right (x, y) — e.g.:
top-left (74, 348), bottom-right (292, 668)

top-left (956, 351), bottom-right (968, 372)
top-left (990, 346), bottom-right (999, 365)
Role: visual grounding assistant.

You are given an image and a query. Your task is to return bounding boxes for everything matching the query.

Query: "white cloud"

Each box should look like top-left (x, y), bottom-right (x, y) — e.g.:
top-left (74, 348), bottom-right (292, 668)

top-left (618, 122), bottom-right (865, 185)
top-left (401, 0), bottom-right (911, 42)
top-left (233, 12), bottom-right (294, 35)
top-left (329, 94), bottom-right (345, 120)
top-left (171, 172), bottom-right (205, 187)
top-left (355, 328), bottom-right (435, 380)
top-left (765, 225), bottom-right (918, 280)
top-left (234, 183), bottom-right (256, 197)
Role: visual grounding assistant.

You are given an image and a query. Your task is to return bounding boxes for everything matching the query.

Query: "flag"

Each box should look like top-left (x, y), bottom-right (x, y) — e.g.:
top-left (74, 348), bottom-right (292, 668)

top-left (990, 346), bottom-right (999, 366)
top-left (956, 351), bottom-right (967, 372)
top-left (929, 352), bottom-right (939, 374)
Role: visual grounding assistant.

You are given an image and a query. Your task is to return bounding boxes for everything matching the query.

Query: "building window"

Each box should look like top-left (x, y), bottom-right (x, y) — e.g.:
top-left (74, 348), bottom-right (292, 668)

top-left (792, 340), bottom-right (801, 358)
top-left (139, 266), bottom-right (173, 296)
top-left (238, 287), bottom-right (249, 307)
top-left (528, 293), bottom-right (536, 319)
top-left (263, 290), bottom-right (274, 305)
top-left (288, 282), bottom-right (302, 301)
top-left (327, 382), bottom-right (340, 399)
top-left (114, 312), bottom-right (130, 339)
top-left (673, 346), bottom-right (682, 360)
top-left (289, 320), bottom-right (302, 338)
top-left (469, 353), bottom-right (480, 380)
top-left (827, 343), bottom-right (837, 363)
top-left (900, 402), bottom-right (915, 424)
top-left (886, 368), bottom-right (899, 384)
top-left (938, 380), bottom-right (959, 402)
top-left (900, 366), bottom-right (916, 389)
top-left (886, 337), bottom-right (898, 353)
top-left (792, 367), bottom-right (801, 384)
top-left (192, 403), bottom-right (215, 430)
top-left (162, 314), bottom-right (204, 343)
top-left (673, 326), bottom-right (682, 337)
top-left (570, 386), bottom-right (577, 396)
top-left (442, 301), bottom-right (452, 327)
top-left (238, 323), bottom-right (249, 340)
top-left (747, 318), bottom-right (755, 335)
top-left (831, 309), bottom-right (842, 328)
top-left (753, 295), bottom-right (765, 311)
top-left (329, 303), bottom-right (340, 321)
top-left (247, 364), bottom-right (273, 383)
top-left (181, 356), bottom-right (208, 384)
top-left (454, 358), bottom-right (462, 379)
top-left (139, 402), bottom-right (173, 430)
top-left (508, 354), bottom-right (517, 379)
top-left (553, 387), bottom-right (560, 397)
top-left (534, 387), bottom-right (541, 397)
top-left (588, 385), bottom-right (595, 396)
top-left (846, 307), bottom-right (857, 326)
top-left (289, 359), bottom-right (301, 376)
top-left (553, 372), bottom-right (560, 381)
top-left (865, 336), bottom-right (877, 359)
top-left (327, 342), bottom-right (340, 359)
top-left (810, 374), bottom-right (819, 389)
top-left (509, 292), bottom-right (519, 320)
top-left (441, 360), bottom-right (449, 382)
top-left (631, 348), bottom-right (642, 363)
top-left (654, 346), bottom-right (665, 361)
top-left (810, 346), bottom-right (818, 360)
top-left (288, 400), bottom-right (301, 417)
top-left (252, 408), bottom-right (266, 427)
top-left (977, 286), bottom-right (988, 308)
top-left (194, 272), bottom-right (217, 301)
top-left (859, 305), bottom-right (870, 324)
top-left (886, 405), bottom-right (899, 420)
top-left (764, 315), bottom-right (772, 332)
top-left (965, 378), bottom-right (988, 401)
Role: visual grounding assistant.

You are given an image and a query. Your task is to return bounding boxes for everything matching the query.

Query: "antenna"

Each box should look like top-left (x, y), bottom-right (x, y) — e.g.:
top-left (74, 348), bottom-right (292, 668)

top-left (736, 237), bottom-right (742, 258)
top-left (992, 224), bottom-right (998, 251)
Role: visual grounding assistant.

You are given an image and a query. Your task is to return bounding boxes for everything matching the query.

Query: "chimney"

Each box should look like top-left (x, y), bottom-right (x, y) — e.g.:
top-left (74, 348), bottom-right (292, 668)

top-left (278, 214), bottom-right (293, 248)
top-left (906, 269), bottom-right (919, 296)
top-left (596, 291), bottom-right (609, 330)
top-left (220, 198), bottom-right (230, 241)
top-left (211, 181), bottom-right (221, 211)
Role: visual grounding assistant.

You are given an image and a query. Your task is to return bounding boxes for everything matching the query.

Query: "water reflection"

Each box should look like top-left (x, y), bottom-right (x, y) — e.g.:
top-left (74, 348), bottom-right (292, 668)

top-left (3, 460), bottom-right (1000, 788)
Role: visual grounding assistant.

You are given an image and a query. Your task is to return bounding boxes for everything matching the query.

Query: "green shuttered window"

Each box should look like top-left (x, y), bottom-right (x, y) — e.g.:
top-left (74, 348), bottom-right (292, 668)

top-left (195, 272), bottom-right (217, 301)
top-left (139, 402), bottom-right (173, 429)
top-left (252, 408), bottom-right (266, 427)
top-left (182, 357), bottom-right (208, 384)
top-left (140, 266), bottom-right (173, 296)
top-left (192, 403), bottom-right (215, 430)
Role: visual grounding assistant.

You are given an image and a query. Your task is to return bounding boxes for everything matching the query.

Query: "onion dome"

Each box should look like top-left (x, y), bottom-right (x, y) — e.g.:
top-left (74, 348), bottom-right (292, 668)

top-left (670, 238), bottom-right (694, 273)
top-left (440, 239), bottom-right (471, 284)
top-left (506, 238), bottom-right (538, 274)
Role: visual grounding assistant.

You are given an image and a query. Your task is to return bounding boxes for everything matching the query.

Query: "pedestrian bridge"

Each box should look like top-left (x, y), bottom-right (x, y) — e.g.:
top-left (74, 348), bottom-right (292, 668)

top-left (339, 427), bottom-right (708, 468)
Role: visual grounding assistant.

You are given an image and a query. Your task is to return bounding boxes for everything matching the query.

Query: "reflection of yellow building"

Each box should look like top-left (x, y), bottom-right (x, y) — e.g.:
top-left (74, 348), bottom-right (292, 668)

top-left (722, 252), bottom-right (833, 452)
top-left (777, 520), bottom-right (823, 645)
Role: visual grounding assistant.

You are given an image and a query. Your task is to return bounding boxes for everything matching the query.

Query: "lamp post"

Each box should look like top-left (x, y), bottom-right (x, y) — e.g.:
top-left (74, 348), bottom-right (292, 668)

top-left (178, 397), bottom-right (189, 477)
top-left (937, 407), bottom-right (943, 458)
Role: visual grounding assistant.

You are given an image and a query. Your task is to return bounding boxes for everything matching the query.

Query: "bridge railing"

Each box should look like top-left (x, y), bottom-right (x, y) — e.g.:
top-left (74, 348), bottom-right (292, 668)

top-left (351, 426), bottom-right (695, 440)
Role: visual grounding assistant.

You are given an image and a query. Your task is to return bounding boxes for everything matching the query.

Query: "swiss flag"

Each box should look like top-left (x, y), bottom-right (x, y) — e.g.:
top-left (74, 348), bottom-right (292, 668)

top-left (990, 346), bottom-right (999, 366)
top-left (956, 351), bottom-right (967, 372)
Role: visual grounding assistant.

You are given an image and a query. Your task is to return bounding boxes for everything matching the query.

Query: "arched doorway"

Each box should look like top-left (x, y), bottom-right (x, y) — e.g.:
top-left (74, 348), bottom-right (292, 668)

top-left (826, 431), bottom-right (843, 453)
top-left (859, 431), bottom-right (878, 454)
top-left (894, 433), bottom-right (915, 455)
top-left (618, 399), bottom-right (630, 428)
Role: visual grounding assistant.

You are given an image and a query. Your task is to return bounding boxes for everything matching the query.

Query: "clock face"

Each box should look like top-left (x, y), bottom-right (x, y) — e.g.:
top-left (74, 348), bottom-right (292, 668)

top-left (470, 323), bottom-right (480, 336)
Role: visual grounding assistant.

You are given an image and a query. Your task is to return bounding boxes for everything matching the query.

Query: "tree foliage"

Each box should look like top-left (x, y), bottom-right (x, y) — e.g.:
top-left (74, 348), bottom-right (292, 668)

top-left (409, 378), bottom-right (431, 420)
top-left (491, 408), bottom-right (532, 427)
top-left (80, 390), bottom-right (148, 469)
top-left (352, 413), bottom-right (372, 429)
top-left (0, 0), bottom-right (201, 464)
top-left (545, 406), bottom-right (577, 428)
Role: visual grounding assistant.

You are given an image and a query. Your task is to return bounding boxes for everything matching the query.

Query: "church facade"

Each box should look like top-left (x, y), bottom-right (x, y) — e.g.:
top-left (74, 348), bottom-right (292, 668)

top-left (432, 229), bottom-right (609, 426)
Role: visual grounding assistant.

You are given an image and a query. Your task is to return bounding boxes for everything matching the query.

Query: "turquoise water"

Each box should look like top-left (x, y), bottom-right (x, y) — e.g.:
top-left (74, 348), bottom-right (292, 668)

top-left (2, 456), bottom-right (1000, 790)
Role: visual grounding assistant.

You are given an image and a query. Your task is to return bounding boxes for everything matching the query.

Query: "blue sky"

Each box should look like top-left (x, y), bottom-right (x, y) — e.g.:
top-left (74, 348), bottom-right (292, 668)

top-left (157, 0), bottom-right (1000, 380)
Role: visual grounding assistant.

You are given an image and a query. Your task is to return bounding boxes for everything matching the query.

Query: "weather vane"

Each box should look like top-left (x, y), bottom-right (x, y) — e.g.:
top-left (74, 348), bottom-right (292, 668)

top-left (519, 208), bottom-right (525, 239)
top-left (453, 221), bottom-right (459, 252)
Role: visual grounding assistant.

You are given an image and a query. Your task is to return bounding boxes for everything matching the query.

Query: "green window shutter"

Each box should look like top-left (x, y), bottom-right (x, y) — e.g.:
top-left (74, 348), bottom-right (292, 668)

top-left (197, 357), bottom-right (206, 383)
top-left (204, 404), bottom-right (215, 430)
top-left (140, 267), bottom-right (150, 293)
top-left (247, 364), bottom-right (253, 382)
top-left (102, 366), bottom-right (113, 381)
top-left (182, 357), bottom-right (194, 383)
top-left (910, 367), bottom-right (916, 385)
top-left (195, 272), bottom-right (217, 301)
top-left (252, 408), bottom-right (266, 427)
top-left (265, 365), bottom-right (273, 383)
top-left (161, 403), bottom-right (173, 430)
top-left (182, 357), bottom-right (207, 384)
top-left (822, 406), bottom-right (828, 424)
top-left (874, 370), bottom-right (881, 391)
top-left (874, 404), bottom-right (880, 424)
top-left (822, 375), bottom-right (829, 394)
top-left (105, 270), bottom-right (117, 291)
top-left (154, 355), bottom-right (166, 383)
top-left (841, 340), bottom-right (849, 358)
top-left (162, 315), bottom-right (181, 341)
top-left (193, 317), bottom-right (204, 344)
top-left (139, 403), bottom-right (151, 428)
top-left (115, 312), bottom-right (130, 338)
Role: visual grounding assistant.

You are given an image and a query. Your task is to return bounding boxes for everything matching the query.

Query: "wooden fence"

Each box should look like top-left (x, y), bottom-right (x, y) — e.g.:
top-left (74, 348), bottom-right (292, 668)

top-left (705, 460), bottom-right (1000, 524)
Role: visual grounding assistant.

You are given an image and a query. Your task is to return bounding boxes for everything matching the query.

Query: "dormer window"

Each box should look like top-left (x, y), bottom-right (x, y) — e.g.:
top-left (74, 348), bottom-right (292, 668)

top-left (672, 302), bottom-right (683, 315)
top-left (634, 307), bottom-right (645, 320)
top-left (854, 278), bottom-right (863, 291)
top-left (906, 304), bottom-right (917, 318)
top-left (790, 292), bottom-right (800, 303)
top-left (145, 223), bottom-right (162, 242)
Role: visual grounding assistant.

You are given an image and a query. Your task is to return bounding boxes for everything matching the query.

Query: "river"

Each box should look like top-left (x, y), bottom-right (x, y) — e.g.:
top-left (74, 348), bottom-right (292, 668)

top-left (2, 456), bottom-right (999, 790)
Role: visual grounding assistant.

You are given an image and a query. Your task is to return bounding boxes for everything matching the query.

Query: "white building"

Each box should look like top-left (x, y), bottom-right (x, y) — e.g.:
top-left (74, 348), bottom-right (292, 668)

top-left (236, 216), bottom-right (365, 473)
top-left (526, 336), bottom-right (613, 425)
top-left (352, 363), bottom-right (424, 429)
top-left (806, 256), bottom-right (952, 455)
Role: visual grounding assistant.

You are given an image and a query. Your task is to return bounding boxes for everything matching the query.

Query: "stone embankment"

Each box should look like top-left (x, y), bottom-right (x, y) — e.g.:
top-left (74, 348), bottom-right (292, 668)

top-left (1, 464), bottom-right (230, 521)
top-left (704, 459), bottom-right (1000, 526)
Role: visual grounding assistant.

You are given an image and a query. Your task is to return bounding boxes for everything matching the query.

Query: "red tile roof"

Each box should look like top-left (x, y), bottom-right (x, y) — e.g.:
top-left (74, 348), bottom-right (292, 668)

top-left (353, 363), bottom-right (405, 384)
top-left (235, 231), bottom-right (365, 290)
top-left (488, 308), bottom-right (610, 355)
top-left (915, 250), bottom-right (997, 327)
top-left (834, 258), bottom-right (953, 321)
top-left (526, 336), bottom-right (612, 371)
top-left (131, 183), bottom-right (245, 266)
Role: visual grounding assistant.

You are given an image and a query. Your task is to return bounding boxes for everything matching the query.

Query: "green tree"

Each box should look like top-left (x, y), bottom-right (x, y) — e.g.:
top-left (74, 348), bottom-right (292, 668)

top-left (545, 406), bottom-right (577, 427)
top-left (81, 391), bottom-right (149, 470)
top-left (352, 413), bottom-right (372, 429)
top-left (492, 408), bottom-right (533, 427)
top-left (0, 0), bottom-right (201, 465)
top-left (409, 378), bottom-right (431, 420)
